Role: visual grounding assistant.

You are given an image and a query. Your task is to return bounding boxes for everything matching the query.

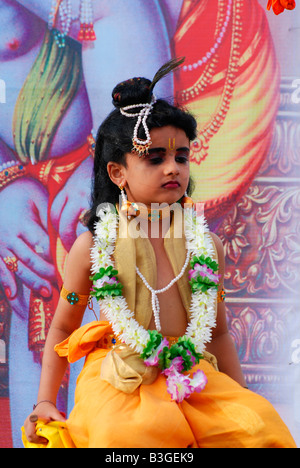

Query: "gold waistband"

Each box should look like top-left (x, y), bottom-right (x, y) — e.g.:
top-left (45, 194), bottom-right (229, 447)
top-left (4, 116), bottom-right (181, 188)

top-left (97, 333), bottom-right (179, 350)
top-left (96, 332), bottom-right (219, 372)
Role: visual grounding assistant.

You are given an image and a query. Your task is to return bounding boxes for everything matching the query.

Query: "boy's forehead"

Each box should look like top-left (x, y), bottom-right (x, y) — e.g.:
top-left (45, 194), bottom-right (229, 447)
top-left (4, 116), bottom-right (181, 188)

top-left (149, 126), bottom-right (189, 144)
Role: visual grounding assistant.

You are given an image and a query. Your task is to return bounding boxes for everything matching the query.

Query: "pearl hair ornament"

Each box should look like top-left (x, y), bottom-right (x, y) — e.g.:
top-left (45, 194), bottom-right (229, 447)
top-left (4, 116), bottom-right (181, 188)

top-left (119, 95), bottom-right (157, 157)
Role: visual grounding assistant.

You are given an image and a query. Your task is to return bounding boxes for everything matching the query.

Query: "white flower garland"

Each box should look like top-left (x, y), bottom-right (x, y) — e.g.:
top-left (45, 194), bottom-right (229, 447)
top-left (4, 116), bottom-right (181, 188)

top-left (90, 206), bottom-right (217, 355)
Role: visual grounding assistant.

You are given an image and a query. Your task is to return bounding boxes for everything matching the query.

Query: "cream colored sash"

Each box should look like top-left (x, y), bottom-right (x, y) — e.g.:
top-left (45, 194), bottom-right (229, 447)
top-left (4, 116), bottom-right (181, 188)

top-left (100, 344), bottom-right (159, 393)
top-left (101, 205), bottom-right (219, 393)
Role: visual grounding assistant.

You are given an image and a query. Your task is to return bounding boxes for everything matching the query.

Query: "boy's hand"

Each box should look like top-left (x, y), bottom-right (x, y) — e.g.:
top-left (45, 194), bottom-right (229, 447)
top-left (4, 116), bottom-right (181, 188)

top-left (23, 402), bottom-right (66, 445)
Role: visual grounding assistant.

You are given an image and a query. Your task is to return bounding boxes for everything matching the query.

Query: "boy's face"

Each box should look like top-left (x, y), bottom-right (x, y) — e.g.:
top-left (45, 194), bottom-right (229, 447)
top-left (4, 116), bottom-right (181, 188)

top-left (123, 125), bottom-right (190, 208)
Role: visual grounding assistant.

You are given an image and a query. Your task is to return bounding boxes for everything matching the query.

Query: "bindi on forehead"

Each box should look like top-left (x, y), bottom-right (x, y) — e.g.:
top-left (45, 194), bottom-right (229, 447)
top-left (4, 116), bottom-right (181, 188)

top-left (169, 138), bottom-right (176, 150)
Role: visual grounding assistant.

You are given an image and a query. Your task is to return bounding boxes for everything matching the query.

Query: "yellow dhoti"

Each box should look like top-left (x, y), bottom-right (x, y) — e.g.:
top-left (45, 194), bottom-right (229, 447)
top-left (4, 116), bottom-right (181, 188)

top-left (55, 321), bottom-right (296, 448)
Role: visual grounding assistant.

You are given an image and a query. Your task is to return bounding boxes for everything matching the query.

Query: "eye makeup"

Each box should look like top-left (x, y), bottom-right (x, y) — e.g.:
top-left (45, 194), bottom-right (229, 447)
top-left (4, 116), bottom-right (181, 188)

top-left (146, 147), bottom-right (190, 164)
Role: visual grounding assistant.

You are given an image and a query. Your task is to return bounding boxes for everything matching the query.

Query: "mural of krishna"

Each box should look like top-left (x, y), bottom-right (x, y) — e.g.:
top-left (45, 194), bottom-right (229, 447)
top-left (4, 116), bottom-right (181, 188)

top-left (0, 0), bottom-right (299, 447)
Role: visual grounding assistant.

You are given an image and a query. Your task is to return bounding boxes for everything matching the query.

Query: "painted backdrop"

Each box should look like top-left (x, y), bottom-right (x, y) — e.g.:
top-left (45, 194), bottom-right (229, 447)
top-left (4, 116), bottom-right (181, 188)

top-left (0, 0), bottom-right (299, 448)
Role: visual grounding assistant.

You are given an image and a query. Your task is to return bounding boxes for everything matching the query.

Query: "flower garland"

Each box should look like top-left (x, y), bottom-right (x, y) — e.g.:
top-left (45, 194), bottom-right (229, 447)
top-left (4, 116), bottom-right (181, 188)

top-left (90, 205), bottom-right (220, 402)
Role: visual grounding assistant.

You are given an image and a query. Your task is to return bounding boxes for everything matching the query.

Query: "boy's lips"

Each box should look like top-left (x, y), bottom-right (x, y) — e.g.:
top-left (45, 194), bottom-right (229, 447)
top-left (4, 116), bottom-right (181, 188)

top-left (162, 180), bottom-right (180, 188)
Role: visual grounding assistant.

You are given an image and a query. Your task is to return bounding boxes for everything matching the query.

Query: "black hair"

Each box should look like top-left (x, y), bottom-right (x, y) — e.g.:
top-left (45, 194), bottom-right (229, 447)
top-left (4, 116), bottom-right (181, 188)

top-left (85, 59), bottom-right (198, 234)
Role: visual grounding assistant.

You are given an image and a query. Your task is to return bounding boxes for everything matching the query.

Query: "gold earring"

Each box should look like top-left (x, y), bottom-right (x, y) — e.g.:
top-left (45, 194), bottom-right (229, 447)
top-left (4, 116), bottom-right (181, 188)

top-left (180, 192), bottom-right (194, 208)
top-left (119, 185), bottom-right (139, 218)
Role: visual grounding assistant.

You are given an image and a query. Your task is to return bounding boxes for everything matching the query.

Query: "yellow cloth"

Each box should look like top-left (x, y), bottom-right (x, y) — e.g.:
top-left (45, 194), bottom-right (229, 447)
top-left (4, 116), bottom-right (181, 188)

top-left (55, 321), bottom-right (296, 448)
top-left (21, 421), bottom-right (75, 448)
top-left (52, 212), bottom-right (297, 448)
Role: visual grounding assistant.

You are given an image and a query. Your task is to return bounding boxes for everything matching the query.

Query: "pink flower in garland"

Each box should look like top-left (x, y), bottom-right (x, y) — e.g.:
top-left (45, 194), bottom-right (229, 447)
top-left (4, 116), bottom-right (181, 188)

top-left (97, 275), bottom-right (118, 287)
top-left (166, 371), bottom-right (194, 402)
top-left (189, 370), bottom-right (208, 393)
top-left (144, 337), bottom-right (169, 367)
top-left (162, 356), bottom-right (184, 376)
top-left (166, 369), bottom-right (208, 403)
top-left (188, 263), bottom-right (220, 283)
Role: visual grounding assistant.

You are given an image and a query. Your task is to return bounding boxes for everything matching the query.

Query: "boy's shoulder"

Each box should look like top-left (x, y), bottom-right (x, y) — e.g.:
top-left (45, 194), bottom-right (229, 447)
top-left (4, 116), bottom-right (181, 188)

top-left (208, 231), bottom-right (225, 276)
top-left (68, 230), bottom-right (94, 269)
top-left (74, 230), bottom-right (94, 247)
top-left (209, 231), bottom-right (223, 252)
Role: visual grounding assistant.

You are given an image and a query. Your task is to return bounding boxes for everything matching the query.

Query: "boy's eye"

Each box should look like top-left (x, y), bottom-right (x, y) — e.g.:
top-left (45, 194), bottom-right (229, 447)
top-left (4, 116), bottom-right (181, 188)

top-left (146, 148), bottom-right (190, 164)
top-left (175, 155), bottom-right (189, 163)
top-left (149, 157), bottom-right (163, 164)
top-left (147, 149), bottom-right (165, 164)
top-left (175, 150), bottom-right (190, 163)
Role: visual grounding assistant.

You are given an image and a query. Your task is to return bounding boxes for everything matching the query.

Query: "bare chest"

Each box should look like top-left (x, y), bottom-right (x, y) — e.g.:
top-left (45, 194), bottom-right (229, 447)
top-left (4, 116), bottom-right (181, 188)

top-left (0, 2), bottom-right (46, 61)
top-left (0, 2), bottom-right (92, 153)
top-left (148, 242), bottom-right (188, 337)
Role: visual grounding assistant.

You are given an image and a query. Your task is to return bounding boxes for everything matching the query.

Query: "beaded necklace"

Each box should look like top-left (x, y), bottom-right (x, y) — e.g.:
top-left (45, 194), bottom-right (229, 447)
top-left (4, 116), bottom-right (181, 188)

top-left (182, 0), bottom-right (233, 74)
top-left (136, 251), bottom-right (191, 332)
top-left (48, 0), bottom-right (96, 47)
top-left (178, 0), bottom-right (242, 164)
top-left (90, 204), bottom-right (220, 402)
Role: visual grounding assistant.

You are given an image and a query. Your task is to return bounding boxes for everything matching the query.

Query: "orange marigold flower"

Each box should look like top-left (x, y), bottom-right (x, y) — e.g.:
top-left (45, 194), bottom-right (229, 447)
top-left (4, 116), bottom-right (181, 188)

top-left (267, 0), bottom-right (296, 15)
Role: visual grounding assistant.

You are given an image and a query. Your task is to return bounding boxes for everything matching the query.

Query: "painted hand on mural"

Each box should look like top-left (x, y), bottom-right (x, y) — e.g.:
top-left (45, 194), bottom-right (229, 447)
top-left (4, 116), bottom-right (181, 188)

top-left (0, 178), bottom-right (56, 304)
top-left (50, 157), bottom-right (93, 252)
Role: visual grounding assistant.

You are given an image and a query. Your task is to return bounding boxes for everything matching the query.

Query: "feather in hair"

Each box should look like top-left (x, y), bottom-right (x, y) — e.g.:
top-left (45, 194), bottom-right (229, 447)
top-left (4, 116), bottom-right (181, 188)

top-left (149, 57), bottom-right (185, 92)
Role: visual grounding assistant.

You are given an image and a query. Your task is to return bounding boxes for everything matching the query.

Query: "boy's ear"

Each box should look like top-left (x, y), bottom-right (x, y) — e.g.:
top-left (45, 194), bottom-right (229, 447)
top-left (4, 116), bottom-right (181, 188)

top-left (107, 162), bottom-right (126, 187)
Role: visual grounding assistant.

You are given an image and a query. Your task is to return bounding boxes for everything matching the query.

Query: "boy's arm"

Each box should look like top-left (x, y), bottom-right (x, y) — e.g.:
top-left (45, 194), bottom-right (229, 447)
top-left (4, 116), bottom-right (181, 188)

top-left (206, 233), bottom-right (247, 387)
top-left (23, 230), bottom-right (94, 443)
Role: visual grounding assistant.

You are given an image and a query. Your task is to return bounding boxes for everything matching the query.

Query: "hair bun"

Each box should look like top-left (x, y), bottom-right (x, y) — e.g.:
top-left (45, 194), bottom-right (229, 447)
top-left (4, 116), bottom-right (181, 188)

top-left (112, 77), bottom-right (152, 109)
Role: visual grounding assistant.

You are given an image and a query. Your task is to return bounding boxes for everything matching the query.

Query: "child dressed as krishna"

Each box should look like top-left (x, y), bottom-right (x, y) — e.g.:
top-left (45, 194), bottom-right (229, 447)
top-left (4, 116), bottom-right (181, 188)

top-left (22, 59), bottom-right (296, 448)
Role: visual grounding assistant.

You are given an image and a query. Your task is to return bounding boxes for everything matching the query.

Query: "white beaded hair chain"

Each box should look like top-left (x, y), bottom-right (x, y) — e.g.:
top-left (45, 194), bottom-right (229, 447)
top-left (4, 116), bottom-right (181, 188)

top-left (120, 95), bottom-right (157, 156)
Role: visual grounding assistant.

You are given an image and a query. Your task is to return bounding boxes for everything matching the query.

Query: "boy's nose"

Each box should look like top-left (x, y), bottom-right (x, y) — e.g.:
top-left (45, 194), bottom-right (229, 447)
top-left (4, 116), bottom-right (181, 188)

top-left (164, 156), bottom-right (180, 175)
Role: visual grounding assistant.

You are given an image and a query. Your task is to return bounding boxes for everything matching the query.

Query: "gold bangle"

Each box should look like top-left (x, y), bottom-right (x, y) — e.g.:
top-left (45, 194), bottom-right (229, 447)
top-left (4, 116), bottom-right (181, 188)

top-left (0, 164), bottom-right (26, 190)
top-left (217, 288), bottom-right (226, 303)
top-left (60, 285), bottom-right (90, 306)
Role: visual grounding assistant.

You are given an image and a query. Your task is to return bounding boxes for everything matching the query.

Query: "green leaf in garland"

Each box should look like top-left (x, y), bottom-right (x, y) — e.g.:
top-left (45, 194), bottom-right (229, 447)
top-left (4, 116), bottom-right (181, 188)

top-left (190, 255), bottom-right (219, 273)
top-left (167, 344), bottom-right (195, 372)
top-left (89, 266), bottom-right (120, 283)
top-left (189, 276), bottom-right (218, 293)
top-left (140, 330), bottom-right (164, 360)
top-left (177, 337), bottom-right (203, 364)
top-left (90, 282), bottom-right (123, 299)
top-left (158, 346), bottom-right (172, 370)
